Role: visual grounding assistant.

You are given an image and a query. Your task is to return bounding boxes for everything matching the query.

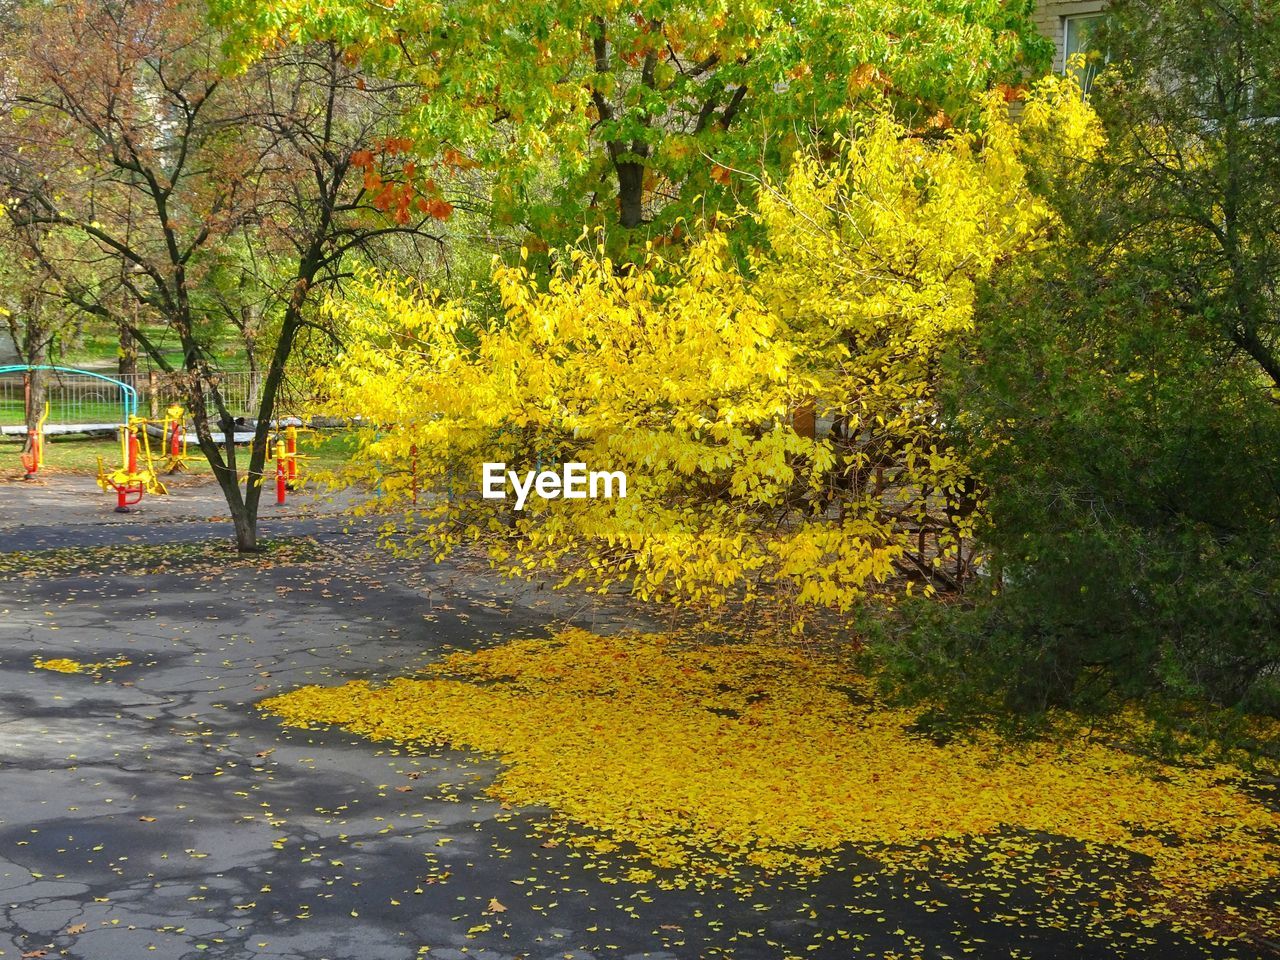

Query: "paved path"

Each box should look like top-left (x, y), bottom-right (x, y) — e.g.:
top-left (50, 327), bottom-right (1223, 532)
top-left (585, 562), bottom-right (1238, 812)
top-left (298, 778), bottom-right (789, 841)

top-left (0, 478), bottom-right (1259, 959)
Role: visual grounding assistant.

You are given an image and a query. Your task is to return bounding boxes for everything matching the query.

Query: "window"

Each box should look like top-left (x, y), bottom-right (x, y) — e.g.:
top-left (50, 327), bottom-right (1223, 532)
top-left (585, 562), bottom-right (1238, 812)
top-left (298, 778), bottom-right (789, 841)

top-left (1064, 14), bottom-right (1108, 96)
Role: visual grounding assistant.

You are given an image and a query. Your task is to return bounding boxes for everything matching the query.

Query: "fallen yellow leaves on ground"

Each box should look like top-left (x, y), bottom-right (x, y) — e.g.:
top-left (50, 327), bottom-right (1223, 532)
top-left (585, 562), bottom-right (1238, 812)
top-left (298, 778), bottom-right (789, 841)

top-left (260, 629), bottom-right (1279, 943)
top-left (34, 656), bottom-right (132, 674)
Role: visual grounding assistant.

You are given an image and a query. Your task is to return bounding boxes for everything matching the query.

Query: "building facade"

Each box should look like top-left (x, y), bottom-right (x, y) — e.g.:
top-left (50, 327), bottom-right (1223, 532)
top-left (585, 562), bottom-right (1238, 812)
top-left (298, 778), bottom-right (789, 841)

top-left (1035, 1), bottom-right (1110, 89)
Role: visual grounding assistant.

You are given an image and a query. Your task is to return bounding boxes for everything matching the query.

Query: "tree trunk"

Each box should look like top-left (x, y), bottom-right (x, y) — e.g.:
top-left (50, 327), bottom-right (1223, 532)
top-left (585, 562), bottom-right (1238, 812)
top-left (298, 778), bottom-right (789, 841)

top-left (229, 497), bottom-right (258, 552)
top-left (23, 328), bottom-right (49, 427)
top-left (191, 396), bottom-right (260, 552)
top-left (214, 452), bottom-right (259, 551)
top-left (617, 161), bottom-right (645, 228)
top-left (24, 362), bottom-right (46, 443)
top-left (169, 351), bottom-right (259, 551)
top-left (243, 325), bottom-right (297, 535)
top-left (246, 345), bottom-right (261, 411)
top-left (118, 322), bottom-right (138, 380)
top-left (18, 310), bottom-right (49, 438)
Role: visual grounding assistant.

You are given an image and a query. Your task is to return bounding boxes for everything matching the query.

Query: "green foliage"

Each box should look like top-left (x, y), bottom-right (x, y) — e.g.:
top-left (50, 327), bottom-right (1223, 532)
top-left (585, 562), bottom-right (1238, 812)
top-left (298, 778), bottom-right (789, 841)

top-left (213, 0), bottom-right (1050, 242)
top-left (877, 0), bottom-right (1280, 719)
top-left (311, 89), bottom-right (1075, 623)
top-left (972, 259), bottom-right (1279, 710)
top-left (1088, 0), bottom-right (1280, 389)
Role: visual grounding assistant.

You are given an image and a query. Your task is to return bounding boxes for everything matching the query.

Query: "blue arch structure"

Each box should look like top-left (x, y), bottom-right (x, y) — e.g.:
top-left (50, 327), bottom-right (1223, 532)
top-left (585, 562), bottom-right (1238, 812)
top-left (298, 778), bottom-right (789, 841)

top-left (0, 364), bottom-right (138, 423)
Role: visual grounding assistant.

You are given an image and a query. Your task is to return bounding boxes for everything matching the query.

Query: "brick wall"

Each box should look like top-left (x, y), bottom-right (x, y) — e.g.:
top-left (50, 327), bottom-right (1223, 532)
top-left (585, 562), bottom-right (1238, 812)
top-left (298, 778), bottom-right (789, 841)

top-left (1034, 1), bottom-right (1110, 71)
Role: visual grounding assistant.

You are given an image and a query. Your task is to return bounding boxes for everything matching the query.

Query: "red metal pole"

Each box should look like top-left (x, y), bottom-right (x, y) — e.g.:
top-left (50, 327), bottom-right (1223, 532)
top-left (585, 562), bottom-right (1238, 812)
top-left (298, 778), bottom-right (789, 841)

top-left (127, 432), bottom-right (139, 474)
top-left (275, 441), bottom-right (287, 506)
top-left (170, 421), bottom-right (181, 458)
top-left (286, 426), bottom-right (297, 485)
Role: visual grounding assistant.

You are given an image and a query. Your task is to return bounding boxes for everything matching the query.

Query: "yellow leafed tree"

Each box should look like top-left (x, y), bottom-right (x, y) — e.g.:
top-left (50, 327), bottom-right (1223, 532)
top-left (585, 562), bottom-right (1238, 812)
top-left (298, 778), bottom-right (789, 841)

top-left (319, 81), bottom-right (1100, 622)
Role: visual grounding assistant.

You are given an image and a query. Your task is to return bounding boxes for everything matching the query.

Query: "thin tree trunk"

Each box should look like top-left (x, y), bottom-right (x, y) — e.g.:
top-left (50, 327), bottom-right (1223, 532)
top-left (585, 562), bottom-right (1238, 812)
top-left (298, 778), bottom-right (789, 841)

top-left (23, 325), bottom-right (49, 432)
top-left (246, 344), bottom-right (261, 411)
top-left (188, 388), bottom-right (259, 552)
top-left (243, 313), bottom-right (301, 532)
top-left (24, 359), bottom-right (46, 442)
top-left (117, 322), bottom-right (138, 379)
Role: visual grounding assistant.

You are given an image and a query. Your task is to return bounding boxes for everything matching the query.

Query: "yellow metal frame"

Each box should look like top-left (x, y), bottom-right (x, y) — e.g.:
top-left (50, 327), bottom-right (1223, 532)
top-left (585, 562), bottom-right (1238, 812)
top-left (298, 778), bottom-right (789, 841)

top-left (159, 404), bottom-right (192, 473)
top-left (96, 417), bottom-right (169, 497)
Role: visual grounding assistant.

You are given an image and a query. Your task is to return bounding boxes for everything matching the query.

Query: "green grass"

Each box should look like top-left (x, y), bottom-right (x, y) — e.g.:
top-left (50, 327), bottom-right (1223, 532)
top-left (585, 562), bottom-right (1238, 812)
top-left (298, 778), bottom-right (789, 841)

top-left (0, 397), bottom-right (130, 428)
top-left (62, 324), bottom-right (251, 373)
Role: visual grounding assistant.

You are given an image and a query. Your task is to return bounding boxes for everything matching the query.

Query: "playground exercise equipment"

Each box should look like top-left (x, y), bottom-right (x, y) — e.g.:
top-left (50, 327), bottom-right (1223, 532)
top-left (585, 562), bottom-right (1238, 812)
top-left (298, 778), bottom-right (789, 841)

top-left (273, 424), bottom-right (311, 506)
top-left (95, 406), bottom-right (188, 513)
top-left (0, 363), bottom-right (139, 422)
top-left (160, 402), bottom-right (193, 473)
top-left (20, 402), bottom-right (49, 480)
top-left (97, 418), bottom-right (168, 513)
top-left (3, 364), bottom-right (140, 476)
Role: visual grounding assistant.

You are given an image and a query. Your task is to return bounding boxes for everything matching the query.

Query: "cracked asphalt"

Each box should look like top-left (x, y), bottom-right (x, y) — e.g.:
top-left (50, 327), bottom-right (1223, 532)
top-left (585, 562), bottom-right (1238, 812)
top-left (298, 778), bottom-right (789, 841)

top-left (0, 476), bottom-right (1265, 959)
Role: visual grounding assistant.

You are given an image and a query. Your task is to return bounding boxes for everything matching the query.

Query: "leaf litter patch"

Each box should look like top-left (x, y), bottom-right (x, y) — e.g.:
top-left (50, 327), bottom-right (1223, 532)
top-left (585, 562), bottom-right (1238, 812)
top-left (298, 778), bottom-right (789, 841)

top-left (1, 538), bottom-right (326, 579)
top-left (260, 628), bottom-right (1280, 946)
top-left (33, 656), bottom-right (132, 674)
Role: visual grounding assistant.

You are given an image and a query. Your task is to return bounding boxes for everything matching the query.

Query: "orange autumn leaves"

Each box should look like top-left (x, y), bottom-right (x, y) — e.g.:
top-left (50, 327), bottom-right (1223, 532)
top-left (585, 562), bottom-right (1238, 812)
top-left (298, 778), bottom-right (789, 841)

top-left (351, 138), bottom-right (452, 224)
top-left (260, 629), bottom-right (1279, 944)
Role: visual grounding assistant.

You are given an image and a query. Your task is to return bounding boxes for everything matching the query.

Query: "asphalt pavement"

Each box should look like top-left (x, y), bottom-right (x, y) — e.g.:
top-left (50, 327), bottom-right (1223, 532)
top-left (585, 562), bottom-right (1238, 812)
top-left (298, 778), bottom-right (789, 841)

top-left (0, 476), bottom-right (1258, 959)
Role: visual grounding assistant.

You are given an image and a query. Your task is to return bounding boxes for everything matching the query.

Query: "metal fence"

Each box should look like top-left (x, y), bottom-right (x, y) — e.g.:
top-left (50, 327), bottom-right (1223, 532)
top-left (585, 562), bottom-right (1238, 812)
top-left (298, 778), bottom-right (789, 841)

top-left (0, 368), bottom-right (311, 428)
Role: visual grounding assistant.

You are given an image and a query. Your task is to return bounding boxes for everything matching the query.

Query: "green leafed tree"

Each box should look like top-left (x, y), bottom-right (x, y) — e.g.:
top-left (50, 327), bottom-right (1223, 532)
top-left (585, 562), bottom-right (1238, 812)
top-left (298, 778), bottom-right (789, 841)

top-left (0, 220), bottom-right (81, 445)
top-left (0, 0), bottom-right (450, 549)
top-left (214, 0), bottom-right (1050, 240)
top-left (885, 0), bottom-right (1280, 720)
